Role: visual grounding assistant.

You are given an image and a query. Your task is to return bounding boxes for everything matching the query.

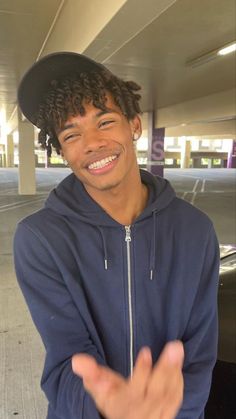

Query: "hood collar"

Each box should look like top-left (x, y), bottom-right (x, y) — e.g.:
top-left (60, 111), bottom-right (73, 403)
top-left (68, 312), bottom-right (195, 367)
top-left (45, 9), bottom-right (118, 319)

top-left (45, 169), bottom-right (176, 227)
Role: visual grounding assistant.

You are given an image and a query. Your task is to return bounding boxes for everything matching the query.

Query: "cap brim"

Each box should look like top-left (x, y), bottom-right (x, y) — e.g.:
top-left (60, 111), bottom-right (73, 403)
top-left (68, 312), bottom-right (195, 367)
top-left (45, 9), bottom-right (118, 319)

top-left (17, 52), bottom-right (107, 125)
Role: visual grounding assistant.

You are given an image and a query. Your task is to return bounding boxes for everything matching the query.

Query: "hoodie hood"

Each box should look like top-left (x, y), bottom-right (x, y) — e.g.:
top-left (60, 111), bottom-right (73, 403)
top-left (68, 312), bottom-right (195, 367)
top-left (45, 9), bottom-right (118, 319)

top-left (45, 169), bottom-right (176, 227)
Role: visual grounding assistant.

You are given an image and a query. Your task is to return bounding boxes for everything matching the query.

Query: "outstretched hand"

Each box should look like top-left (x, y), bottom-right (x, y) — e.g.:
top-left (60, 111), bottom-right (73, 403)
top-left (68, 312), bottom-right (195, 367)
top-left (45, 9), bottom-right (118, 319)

top-left (72, 341), bottom-right (184, 419)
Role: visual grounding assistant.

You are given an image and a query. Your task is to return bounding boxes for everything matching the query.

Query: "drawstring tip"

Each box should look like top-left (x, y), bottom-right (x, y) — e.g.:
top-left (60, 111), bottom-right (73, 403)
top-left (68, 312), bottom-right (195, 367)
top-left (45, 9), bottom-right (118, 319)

top-left (104, 259), bottom-right (108, 270)
top-left (150, 270), bottom-right (154, 280)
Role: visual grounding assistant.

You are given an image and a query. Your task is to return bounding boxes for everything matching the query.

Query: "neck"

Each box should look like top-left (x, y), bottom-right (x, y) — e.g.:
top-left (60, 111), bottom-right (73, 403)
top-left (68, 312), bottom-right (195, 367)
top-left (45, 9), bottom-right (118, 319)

top-left (85, 170), bottom-right (148, 225)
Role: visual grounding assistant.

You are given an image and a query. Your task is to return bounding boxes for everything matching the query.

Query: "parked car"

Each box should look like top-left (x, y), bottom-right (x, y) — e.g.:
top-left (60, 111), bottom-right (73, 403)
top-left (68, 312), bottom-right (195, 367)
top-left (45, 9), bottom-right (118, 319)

top-left (205, 245), bottom-right (236, 419)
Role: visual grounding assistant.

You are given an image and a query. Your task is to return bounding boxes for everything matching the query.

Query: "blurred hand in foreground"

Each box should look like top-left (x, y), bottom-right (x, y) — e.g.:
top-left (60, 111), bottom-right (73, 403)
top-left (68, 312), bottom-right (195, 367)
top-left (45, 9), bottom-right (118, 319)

top-left (72, 340), bottom-right (184, 419)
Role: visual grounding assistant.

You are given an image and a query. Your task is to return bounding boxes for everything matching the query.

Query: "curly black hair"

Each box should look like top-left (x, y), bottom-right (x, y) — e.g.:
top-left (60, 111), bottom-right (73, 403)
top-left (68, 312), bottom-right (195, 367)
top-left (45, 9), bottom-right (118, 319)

top-left (36, 70), bottom-right (142, 157)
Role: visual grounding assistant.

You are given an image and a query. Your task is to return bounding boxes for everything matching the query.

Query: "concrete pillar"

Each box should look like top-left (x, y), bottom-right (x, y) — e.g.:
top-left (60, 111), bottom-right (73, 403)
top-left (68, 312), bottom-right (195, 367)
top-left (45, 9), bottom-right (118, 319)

top-left (208, 159), bottom-right (212, 169)
top-left (180, 138), bottom-right (191, 169)
top-left (0, 107), bottom-right (7, 167)
top-left (6, 134), bottom-right (14, 167)
top-left (18, 111), bottom-right (36, 195)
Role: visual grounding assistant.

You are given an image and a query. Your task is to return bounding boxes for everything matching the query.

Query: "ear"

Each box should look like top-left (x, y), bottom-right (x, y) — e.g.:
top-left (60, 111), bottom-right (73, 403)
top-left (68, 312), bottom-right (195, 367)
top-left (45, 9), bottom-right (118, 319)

top-left (129, 115), bottom-right (142, 140)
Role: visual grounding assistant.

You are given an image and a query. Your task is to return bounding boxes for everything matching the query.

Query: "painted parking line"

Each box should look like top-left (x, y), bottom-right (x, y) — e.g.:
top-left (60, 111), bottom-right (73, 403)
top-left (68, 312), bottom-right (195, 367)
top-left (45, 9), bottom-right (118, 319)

top-left (181, 178), bottom-right (208, 204)
top-left (201, 179), bottom-right (206, 192)
top-left (182, 191), bottom-right (189, 199)
top-left (192, 179), bottom-right (200, 193)
top-left (0, 197), bottom-right (46, 213)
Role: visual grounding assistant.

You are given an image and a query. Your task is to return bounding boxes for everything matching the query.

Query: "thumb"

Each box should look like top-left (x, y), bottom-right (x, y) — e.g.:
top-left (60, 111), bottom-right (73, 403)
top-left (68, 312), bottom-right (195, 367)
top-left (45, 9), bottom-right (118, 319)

top-left (72, 354), bottom-right (124, 396)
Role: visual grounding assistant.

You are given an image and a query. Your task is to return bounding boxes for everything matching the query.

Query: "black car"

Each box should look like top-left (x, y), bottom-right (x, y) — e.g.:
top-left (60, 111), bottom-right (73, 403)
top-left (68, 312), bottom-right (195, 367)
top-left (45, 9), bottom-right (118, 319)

top-left (205, 245), bottom-right (236, 419)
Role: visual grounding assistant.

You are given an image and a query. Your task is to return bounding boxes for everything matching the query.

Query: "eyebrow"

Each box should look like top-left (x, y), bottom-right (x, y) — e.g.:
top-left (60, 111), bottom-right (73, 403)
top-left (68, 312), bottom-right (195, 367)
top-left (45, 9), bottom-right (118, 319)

top-left (58, 108), bottom-right (118, 134)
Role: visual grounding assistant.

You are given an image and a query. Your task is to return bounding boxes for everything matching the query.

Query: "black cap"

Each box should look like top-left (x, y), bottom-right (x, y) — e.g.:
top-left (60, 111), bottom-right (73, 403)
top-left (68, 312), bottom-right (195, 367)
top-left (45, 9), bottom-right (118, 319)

top-left (17, 51), bottom-right (108, 126)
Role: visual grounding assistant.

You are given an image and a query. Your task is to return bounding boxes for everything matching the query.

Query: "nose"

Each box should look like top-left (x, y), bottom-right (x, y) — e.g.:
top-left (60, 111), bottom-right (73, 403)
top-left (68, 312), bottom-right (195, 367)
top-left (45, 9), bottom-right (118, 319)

top-left (83, 129), bottom-right (108, 154)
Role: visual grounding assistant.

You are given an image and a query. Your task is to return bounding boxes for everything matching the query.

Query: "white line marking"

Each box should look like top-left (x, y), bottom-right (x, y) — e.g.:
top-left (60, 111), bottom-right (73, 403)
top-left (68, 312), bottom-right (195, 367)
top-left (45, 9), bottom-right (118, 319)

top-left (191, 192), bottom-right (197, 205)
top-left (0, 198), bottom-right (45, 212)
top-left (201, 179), bottom-right (206, 192)
top-left (181, 192), bottom-right (188, 200)
top-left (192, 179), bottom-right (200, 193)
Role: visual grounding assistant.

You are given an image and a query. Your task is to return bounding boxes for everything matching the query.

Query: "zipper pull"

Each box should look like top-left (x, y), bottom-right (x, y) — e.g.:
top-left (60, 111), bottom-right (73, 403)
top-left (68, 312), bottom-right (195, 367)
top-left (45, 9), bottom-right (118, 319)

top-left (125, 225), bottom-right (131, 242)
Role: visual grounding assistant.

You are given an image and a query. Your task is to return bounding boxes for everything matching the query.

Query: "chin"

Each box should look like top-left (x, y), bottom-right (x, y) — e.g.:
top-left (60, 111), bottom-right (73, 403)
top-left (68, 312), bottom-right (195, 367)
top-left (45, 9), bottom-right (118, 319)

top-left (84, 177), bottom-right (123, 193)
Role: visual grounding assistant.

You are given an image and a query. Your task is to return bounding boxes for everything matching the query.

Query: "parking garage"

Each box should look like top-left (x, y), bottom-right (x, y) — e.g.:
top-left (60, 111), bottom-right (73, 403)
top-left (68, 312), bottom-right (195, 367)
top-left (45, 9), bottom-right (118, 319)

top-left (0, 0), bottom-right (235, 418)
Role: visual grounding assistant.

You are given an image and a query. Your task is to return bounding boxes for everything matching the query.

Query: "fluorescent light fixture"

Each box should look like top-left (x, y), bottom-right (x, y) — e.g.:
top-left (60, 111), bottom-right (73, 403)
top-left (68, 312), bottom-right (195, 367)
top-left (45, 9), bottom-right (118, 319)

top-left (218, 43), bottom-right (236, 56)
top-left (187, 41), bottom-right (236, 68)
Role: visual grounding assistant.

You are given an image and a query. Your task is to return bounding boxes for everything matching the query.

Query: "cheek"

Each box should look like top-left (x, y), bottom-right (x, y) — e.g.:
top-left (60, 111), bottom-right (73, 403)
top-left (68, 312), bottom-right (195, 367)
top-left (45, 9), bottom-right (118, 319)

top-left (62, 143), bottom-right (81, 160)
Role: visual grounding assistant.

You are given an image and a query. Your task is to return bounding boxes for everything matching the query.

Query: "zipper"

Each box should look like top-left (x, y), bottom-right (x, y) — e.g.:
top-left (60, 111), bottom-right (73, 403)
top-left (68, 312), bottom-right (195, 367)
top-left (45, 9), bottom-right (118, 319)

top-left (125, 225), bottom-right (134, 376)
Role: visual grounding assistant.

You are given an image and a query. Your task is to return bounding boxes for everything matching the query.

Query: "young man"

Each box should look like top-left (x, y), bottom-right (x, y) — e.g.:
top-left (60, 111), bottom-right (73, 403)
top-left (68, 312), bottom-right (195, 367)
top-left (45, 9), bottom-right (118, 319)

top-left (14, 52), bottom-right (219, 419)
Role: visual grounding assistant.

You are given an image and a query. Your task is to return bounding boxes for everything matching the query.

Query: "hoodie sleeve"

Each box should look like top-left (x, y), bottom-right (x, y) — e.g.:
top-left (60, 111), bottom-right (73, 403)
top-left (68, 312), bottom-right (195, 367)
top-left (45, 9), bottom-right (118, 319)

top-left (13, 221), bottom-right (104, 419)
top-left (177, 225), bottom-right (220, 419)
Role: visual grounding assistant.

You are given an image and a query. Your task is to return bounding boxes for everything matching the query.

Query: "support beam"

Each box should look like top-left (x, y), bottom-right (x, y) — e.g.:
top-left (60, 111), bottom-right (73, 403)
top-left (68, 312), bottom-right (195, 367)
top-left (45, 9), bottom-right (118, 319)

top-left (18, 112), bottom-right (36, 195)
top-left (180, 138), bottom-right (191, 169)
top-left (6, 134), bottom-right (14, 167)
top-left (156, 89), bottom-right (236, 128)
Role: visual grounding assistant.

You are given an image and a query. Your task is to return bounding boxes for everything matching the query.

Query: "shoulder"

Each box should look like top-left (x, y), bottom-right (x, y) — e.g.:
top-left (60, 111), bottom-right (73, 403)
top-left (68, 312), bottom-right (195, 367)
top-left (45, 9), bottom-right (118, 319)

top-left (169, 196), bottom-right (213, 228)
top-left (14, 206), bottom-right (62, 252)
top-left (162, 197), bottom-right (217, 247)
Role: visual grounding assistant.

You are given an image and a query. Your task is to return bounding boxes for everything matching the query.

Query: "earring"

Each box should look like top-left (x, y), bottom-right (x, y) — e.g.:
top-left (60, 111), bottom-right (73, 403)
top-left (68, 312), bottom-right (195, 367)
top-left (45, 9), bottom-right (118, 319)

top-left (133, 132), bottom-right (139, 140)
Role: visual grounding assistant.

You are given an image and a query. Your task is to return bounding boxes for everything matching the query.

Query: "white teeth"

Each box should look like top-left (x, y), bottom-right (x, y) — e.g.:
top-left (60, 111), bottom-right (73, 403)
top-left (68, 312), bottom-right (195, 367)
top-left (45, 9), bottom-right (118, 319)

top-left (88, 155), bottom-right (117, 170)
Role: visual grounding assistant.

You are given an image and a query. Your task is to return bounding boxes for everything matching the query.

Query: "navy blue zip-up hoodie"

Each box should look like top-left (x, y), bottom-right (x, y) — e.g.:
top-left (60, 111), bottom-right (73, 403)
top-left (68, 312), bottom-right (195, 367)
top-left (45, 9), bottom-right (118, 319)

top-left (14, 170), bottom-right (219, 419)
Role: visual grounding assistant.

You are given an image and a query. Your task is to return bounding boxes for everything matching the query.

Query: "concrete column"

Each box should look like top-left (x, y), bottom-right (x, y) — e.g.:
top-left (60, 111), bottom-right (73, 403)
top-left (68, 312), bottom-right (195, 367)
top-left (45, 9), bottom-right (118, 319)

top-left (6, 134), bottom-right (14, 167)
top-left (18, 111), bottom-right (36, 194)
top-left (180, 138), bottom-right (191, 169)
top-left (208, 159), bottom-right (212, 169)
top-left (0, 107), bottom-right (7, 167)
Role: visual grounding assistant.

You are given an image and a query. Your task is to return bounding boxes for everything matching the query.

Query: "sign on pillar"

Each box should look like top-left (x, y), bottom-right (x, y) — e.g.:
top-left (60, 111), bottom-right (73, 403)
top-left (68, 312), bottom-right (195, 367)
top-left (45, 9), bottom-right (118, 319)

top-left (227, 140), bottom-right (236, 168)
top-left (148, 127), bottom-right (165, 177)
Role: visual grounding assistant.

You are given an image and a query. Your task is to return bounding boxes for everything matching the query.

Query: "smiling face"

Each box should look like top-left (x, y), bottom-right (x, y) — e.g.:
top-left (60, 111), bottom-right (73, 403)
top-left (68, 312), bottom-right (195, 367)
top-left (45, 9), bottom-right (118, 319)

top-left (57, 93), bottom-right (142, 199)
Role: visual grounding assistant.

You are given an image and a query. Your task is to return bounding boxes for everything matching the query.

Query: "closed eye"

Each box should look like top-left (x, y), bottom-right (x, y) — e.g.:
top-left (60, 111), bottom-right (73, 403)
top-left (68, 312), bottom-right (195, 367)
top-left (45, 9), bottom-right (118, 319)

top-left (99, 119), bottom-right (115, 128)
top-left (64, 133), bottom-right (81, 142)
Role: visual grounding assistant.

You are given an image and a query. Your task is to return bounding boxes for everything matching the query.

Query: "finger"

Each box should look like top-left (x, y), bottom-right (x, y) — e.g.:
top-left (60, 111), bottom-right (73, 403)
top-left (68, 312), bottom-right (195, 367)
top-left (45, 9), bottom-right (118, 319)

top-left (129, 347), bottom-right (152, 398)
top-left (72, 353), bottom-right (123, 392)
top-left (144, 342), bottom-right (183, 419)
top-left (157, 341), bottom-right (184, 369)
top-left (72, 354), bottom-right (100, 382)
top-left (147, 341), bottom-right (184, 396)
top-left (158, 361), bottom-right (184, 419)
top-left (72, 354), bottom-right (126, 416)
top-left (160, 378), bottom-right (183, 419)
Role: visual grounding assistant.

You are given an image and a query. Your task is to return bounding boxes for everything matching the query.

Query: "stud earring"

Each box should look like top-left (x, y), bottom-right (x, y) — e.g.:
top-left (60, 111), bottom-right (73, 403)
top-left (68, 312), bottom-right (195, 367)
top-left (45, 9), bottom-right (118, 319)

top-left (133, 133), bottom-right (139, 140)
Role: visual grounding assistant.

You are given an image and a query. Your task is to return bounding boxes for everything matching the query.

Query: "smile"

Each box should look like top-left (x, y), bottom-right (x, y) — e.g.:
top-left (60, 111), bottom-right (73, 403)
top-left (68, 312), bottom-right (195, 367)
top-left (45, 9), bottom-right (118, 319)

top-left (88, 155), bottom-right (118, 170)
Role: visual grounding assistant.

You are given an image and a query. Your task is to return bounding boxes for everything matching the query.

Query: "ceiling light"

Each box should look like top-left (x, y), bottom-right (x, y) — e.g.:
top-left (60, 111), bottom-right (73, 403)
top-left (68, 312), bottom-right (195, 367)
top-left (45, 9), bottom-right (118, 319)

top-left (218, 43), bottom-right (236, 56)
top-left (186, 41), bottom-right (236, 68)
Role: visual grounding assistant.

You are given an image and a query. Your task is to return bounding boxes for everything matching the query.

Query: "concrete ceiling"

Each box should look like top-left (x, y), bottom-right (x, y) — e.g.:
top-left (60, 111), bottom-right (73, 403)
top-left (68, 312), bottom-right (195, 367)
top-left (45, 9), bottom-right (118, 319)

top-left (0, 0), bottom-right (235, 132)
top-left (0, 0), bottom-right (62, 121)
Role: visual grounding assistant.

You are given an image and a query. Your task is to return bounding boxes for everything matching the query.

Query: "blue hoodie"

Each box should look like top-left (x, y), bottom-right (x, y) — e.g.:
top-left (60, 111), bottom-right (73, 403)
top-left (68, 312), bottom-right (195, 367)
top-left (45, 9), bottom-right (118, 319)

top-left (14, 169), bottom-right (219, 419)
